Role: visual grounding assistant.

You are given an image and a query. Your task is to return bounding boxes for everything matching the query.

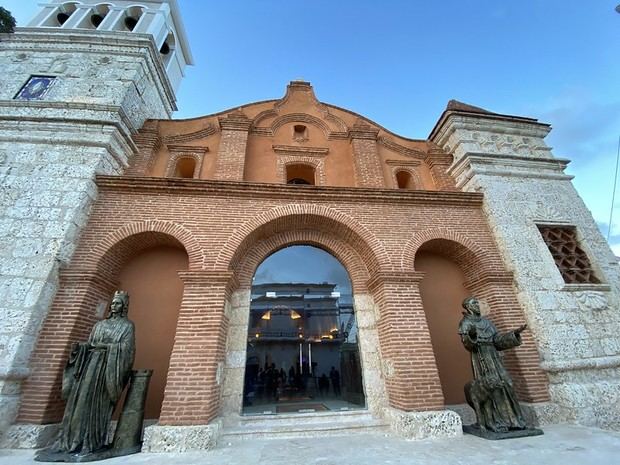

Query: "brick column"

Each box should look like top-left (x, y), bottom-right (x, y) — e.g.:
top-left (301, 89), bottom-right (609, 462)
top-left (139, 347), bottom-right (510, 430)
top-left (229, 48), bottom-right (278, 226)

top-left (468, 273), bottom-right (550, 403)
top-left (17, 271), bottom-right (116, 424)
top-left (425, 149), bottom-right (457, 191)
top-left (349, 121), bottom-right (385, 188)
top-left (158, 271), bottom-right (233, 425)
top-left (213, 111), bottom-right (252, 181)
top-left (126, 120), bottom-right (161, 176)
top-left (369, 271), bottom-right (444, 411)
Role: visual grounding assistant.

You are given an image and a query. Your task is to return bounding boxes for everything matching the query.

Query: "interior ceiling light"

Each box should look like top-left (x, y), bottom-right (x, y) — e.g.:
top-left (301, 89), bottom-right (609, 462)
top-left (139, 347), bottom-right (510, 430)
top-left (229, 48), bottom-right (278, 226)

top-left (261, 310), bottom-right (271, 320)
top-left (290, 310), bottom-right (302, 320)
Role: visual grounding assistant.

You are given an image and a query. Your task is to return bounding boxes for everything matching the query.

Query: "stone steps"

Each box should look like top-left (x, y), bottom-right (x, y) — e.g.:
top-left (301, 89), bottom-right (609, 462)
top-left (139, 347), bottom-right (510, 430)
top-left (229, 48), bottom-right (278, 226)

top-left (221, 410), bottom-right (389, 441)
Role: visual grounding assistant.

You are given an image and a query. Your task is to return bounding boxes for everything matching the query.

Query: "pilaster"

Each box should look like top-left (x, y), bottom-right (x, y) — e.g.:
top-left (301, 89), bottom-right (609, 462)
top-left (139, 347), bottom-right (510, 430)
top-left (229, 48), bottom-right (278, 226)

top-left (367, 271), bottom-right (444, 411)
top-left (349, 121), bottom-right (385, 188)
top-left (214, 112), bottom-right (253, 181)
top-left (159, 270), bottom-right (234, 426)
top-left (126, 120), bottom-right (162, 175)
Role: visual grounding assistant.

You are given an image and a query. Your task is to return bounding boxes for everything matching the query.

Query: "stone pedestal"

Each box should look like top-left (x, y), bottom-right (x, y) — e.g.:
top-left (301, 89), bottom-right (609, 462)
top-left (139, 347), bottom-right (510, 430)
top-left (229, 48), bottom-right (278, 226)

top-left (385, 408), bottom-right (462, 440)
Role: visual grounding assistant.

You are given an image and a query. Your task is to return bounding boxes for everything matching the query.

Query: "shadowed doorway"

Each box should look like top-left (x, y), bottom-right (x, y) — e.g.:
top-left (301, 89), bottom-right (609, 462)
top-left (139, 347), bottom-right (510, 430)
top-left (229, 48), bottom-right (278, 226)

top-left (415, 243), bottom-right (474, 405)
top-left (117, 245), bottom-right (188, 419)
top-left (242, 245), bottom-right (365, 415)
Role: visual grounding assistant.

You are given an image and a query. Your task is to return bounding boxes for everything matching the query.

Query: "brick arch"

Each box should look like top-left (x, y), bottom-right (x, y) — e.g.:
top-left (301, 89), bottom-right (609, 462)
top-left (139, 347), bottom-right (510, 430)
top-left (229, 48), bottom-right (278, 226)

top-left (216, 205), bottom-right (390, 276)
top-left (403, 228), bottom-right (494, 281)
top-left (271, 113), bottom-right (332, 139)
top-left (234, 229), bottom-right (371, 292)
top-left (391, 166), bottom-right (422, 190)
top-left (279, 157), bottom-right (326, 185)
top-left (81, 220), bottom-right (203, 280)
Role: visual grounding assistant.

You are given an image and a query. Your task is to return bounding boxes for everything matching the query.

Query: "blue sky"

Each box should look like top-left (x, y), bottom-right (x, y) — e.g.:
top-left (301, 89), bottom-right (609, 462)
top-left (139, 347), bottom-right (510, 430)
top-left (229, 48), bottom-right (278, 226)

top-left (5, 1), bottom-right (620, 253)
top-left (254, 246), bottom-right (352, 296)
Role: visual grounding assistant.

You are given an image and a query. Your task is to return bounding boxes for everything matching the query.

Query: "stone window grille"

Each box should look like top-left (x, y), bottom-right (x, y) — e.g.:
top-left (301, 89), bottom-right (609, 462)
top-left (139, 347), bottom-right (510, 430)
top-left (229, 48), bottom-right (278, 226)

top-left (538, 225), bottom-right (600, 284)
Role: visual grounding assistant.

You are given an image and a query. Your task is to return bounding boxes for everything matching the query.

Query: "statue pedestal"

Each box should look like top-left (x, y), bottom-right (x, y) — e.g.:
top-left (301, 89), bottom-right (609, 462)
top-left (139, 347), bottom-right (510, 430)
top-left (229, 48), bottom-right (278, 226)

top-left (35, 369), bottom-right (152, 463)
top-left (463, 424), bottom-right (544, 440)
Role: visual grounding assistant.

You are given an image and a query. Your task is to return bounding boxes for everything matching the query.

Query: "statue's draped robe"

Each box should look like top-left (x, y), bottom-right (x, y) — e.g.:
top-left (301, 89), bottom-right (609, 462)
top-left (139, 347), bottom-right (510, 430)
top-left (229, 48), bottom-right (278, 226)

top-left (57, 317), bottom-right (135, 454)
top-left (459, 314), bottom-right (525, 431)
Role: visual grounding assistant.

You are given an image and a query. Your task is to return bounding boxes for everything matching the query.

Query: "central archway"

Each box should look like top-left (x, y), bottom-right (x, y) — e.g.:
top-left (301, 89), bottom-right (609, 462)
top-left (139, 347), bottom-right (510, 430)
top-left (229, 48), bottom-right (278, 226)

top-left (242, 245), bottom-right (365, 414)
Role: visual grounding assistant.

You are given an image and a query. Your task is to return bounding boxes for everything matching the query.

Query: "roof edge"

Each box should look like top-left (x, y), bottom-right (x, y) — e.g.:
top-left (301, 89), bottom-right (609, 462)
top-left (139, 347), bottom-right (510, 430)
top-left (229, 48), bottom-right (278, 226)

top-left (428, 102), bottom-right (549, 141)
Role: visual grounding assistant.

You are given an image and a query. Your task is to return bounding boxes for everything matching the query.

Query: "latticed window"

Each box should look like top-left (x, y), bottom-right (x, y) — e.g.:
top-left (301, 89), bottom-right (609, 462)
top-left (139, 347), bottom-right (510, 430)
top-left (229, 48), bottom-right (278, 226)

top-left (538, 226), bottom-right (600, 284)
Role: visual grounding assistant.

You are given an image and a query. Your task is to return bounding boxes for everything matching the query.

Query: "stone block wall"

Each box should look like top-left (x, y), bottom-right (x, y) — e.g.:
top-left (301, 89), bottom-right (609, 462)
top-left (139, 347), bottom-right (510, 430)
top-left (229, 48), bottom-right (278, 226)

top-left (433, 112), bottom-right (620, 429)
top-left (0, 29), bottom-right (177, 436)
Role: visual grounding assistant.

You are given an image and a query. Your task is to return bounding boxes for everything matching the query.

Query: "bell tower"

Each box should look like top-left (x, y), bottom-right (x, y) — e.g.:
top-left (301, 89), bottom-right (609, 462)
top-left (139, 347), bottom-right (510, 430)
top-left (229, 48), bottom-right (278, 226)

top-left (0, 0), bottom-right (192, 442)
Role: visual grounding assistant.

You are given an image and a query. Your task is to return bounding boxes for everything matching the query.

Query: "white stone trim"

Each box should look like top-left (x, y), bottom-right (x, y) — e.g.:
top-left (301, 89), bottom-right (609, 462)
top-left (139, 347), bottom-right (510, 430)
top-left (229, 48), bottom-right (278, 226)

top-left (142, 421), bottom-right (221, 452)
top-left (384, 408), bottom-right (462, 440)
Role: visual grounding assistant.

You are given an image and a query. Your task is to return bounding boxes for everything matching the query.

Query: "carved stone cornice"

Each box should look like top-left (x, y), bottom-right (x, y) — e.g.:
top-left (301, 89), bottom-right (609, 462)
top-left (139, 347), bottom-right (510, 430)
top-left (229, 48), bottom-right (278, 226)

top-left (541, 354), bottom-right (620, 373)
top-left (448, 152), bottom-right (573, 189)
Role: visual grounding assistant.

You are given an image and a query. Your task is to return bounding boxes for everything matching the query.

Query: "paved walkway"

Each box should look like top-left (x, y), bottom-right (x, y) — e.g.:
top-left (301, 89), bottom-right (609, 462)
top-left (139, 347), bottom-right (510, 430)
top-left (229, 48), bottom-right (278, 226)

top-left (1, 425), bottom-right (620, 465)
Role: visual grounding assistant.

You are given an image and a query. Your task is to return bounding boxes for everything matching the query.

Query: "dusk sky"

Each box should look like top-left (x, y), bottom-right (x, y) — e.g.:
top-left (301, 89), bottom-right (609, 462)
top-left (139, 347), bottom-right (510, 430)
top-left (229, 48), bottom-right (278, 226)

top-left (5, 1), bottom-right (619, 253)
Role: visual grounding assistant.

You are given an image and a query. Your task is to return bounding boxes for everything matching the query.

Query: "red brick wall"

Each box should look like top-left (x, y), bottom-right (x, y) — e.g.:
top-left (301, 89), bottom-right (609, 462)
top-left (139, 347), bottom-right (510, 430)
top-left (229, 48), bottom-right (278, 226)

top-left (349, 123), bottom-right (385, 188)
top-left (369, 272), bottom-right (445, 410)
top-left (125, 120), bottom-right (161, 176)
top-left (18, 177), bottom-right (550, 425)
top-left (159, 271), bottom-right (232, 425)
top-left (18, 272), bottom-right (116, 423)
top-left (213, 113), bottom-right (252, 181)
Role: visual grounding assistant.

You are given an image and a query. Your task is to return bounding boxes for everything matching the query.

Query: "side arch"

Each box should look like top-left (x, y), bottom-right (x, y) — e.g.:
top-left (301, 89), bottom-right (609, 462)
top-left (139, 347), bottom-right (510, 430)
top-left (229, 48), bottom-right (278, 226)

top-left (403, 227), bottom-right (495, 280)
top-left (215, 204), bottom-right (391, 276)
top-left (82, 220), bottom-right (203, 279)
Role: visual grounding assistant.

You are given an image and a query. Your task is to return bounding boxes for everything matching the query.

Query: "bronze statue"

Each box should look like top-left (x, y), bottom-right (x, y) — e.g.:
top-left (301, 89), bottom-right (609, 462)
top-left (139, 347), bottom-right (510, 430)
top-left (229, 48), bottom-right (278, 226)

top-left (458, 297), bottom-right (542, 439)
top-left (36, 291), bottom-right (151, 462)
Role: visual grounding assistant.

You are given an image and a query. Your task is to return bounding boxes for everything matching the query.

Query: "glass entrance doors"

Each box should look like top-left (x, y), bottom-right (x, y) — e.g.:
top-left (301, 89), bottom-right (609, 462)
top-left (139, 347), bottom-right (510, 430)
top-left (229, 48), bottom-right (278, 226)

top-left (242, 246), bottom-right (365, 415)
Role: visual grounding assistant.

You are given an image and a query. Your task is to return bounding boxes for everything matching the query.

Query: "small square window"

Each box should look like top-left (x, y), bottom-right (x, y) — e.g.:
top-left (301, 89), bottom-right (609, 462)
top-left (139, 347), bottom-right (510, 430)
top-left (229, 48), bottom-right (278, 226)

top-left (15, 76), bottom-right (56, 100)
top-left (293, 124), bottom-right (308, 142)
top-left (538, 225), bottom-right (600, 284)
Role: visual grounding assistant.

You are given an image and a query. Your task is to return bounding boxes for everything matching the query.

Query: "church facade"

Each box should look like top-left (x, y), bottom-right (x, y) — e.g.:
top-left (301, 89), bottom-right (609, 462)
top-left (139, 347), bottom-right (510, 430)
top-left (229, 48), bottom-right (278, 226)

top-left (1, 0), bottom-right (619, 451)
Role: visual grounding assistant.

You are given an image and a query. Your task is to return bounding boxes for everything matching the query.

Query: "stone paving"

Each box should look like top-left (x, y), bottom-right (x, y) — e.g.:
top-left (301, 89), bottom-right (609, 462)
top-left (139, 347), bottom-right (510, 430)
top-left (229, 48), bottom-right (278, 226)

top-left (1, 425), bottom-right (620, 465)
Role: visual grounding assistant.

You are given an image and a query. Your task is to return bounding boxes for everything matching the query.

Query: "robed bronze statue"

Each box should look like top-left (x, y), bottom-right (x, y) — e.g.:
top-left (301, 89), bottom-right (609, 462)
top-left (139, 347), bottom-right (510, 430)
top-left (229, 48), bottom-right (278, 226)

top-left (458, 297), bottom-right (542, 439)
top-left (36, 291), bottom-right (152, 462)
